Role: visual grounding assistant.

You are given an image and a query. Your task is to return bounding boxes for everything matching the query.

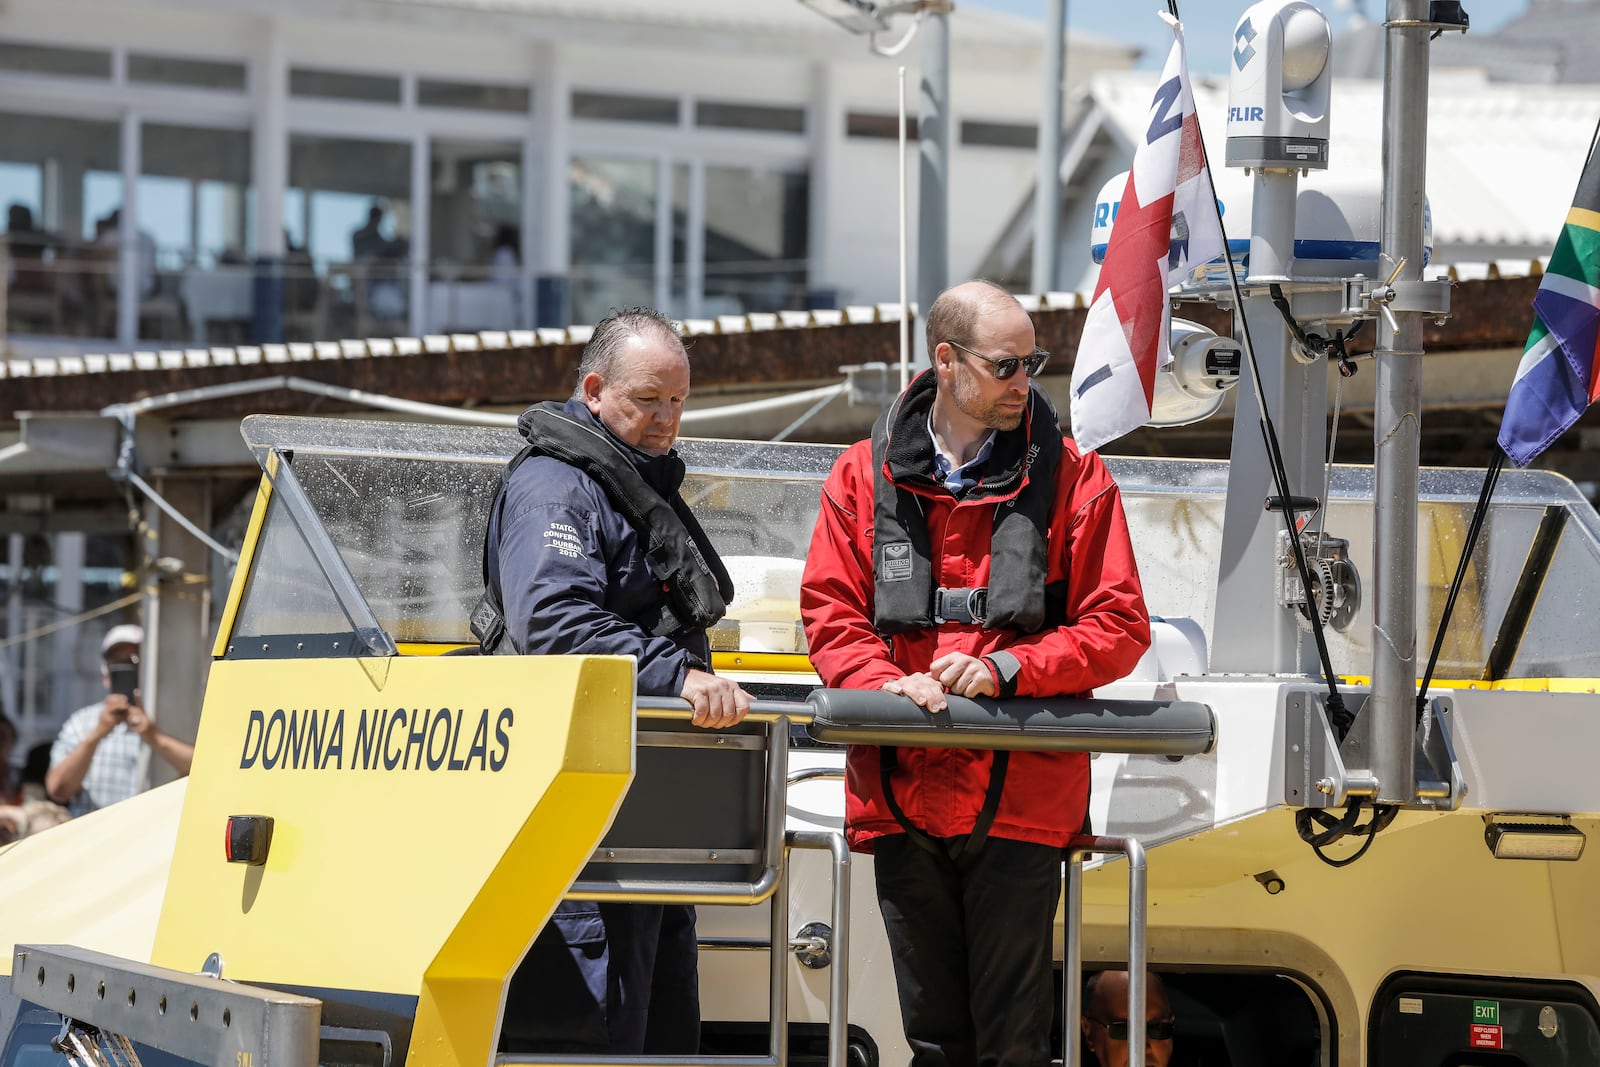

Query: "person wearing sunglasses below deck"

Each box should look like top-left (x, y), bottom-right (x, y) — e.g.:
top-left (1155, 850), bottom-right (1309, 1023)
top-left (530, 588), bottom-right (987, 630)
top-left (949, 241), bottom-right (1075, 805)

top-left (802, 280), bottom-right (1150, 1067)
top-left (1083, 970), bottom-right (1177, 1067)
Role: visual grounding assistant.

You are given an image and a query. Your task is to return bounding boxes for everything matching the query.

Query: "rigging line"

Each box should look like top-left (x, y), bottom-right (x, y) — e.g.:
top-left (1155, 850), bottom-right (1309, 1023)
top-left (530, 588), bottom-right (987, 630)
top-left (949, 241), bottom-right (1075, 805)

top-left (1169, 0), bottom-right (1349, 733)
top-left (1416, 447), bottom-right (1505, 718)
top-left (122, 470), bottom-right (240, 563)
top-left (0, 591), bottom-right (144, 650)
top-left (1315, 370), bottom-right (1345, 550)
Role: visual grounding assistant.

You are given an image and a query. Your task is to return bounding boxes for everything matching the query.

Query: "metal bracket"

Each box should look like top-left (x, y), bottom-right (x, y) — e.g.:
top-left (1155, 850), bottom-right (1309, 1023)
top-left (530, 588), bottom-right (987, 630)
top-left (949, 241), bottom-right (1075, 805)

top-left (791, 922), bottom-right (833, 969)
top-left (1348, 267), bottom-right (1452, 334)
top-left (1284, 690), bottom-right (1466, 810)
top-left (12, 945), bottom-right (320, 1067)
top-left (1285, 690), bottom-right (1362, 809)
top-left (1388, 279), bottom-right (1452, 316)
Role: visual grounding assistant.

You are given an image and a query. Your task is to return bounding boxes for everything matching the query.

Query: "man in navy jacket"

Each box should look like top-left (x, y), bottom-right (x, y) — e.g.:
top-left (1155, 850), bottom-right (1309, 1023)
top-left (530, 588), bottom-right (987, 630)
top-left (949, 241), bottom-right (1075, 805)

top-left (489, 307), bottom-right (750, 1053)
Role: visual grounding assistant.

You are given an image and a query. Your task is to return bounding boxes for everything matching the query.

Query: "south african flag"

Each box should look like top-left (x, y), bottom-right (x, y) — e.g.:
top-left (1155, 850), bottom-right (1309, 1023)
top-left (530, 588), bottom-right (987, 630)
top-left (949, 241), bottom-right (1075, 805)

top-left (1499, 133), bottom-right (1600, 467)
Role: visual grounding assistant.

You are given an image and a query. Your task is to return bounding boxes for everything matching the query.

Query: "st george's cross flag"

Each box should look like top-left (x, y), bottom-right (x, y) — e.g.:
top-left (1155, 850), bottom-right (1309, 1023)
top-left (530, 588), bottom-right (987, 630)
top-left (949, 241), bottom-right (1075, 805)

top-left (1070, 15), bottom-right (1224, 454)
top-left (1499, 136), bottom-right (1600, 467)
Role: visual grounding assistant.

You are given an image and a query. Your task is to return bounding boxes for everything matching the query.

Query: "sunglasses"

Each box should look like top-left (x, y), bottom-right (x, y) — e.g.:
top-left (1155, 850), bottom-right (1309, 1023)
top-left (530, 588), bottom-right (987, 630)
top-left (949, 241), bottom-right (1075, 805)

top-left (944, 339), bottom-right (1050, 381)
top-left (1088, 1018), bottom-right (1177, 1042)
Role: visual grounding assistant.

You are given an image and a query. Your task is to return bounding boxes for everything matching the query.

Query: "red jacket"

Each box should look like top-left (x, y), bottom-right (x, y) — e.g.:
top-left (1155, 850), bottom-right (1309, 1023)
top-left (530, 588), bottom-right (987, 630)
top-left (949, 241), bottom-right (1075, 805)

top-left (800, 395), bottom-right (1150, 852)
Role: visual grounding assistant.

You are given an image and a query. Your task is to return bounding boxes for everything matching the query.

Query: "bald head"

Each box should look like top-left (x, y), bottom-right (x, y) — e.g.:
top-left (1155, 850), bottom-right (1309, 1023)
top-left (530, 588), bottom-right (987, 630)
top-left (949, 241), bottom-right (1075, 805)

top-left (924, 280), bottom-right (1024, 355)
top-left (1087, 970), bottom-right (1170, 1018)
top-left (1083, 970), bottom-right (1174, 1067)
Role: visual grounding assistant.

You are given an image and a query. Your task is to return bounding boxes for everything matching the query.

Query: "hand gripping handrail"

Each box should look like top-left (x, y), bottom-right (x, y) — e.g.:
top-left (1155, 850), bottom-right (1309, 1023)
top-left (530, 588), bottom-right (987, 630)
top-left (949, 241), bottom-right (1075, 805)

top-left (805, 689), bottom-right (1215, 754)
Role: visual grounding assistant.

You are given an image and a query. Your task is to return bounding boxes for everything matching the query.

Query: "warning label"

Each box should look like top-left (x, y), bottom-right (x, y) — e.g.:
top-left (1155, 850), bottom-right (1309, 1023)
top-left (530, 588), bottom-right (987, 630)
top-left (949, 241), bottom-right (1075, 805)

top-left (1470, 1024), bottom-right (1503, 1050)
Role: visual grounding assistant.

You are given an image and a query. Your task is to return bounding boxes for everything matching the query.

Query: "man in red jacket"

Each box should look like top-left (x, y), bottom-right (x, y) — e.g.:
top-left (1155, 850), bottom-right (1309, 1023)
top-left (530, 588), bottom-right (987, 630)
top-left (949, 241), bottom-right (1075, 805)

top-left (801, 280), bottom-right (1150, 1067)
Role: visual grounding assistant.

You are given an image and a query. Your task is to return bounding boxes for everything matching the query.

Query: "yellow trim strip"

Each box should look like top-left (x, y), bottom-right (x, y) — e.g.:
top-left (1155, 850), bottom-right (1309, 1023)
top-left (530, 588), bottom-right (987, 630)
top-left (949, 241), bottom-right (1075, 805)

top-left (210, 471), bottom-right (274, 659)
top-left (1568, 205), bottom-right (1600, 232)
top-left (712, 650), bottom-right (817, 674)
top-left (1341, 675), bottom-right (1600, 694)
top-left (396, 642), bottom-right (463, 657)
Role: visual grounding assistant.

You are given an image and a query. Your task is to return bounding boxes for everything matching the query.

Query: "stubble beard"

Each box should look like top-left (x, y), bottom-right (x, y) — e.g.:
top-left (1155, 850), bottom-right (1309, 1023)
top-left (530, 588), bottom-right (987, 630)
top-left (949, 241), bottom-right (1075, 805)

top-left (953, 372), bottom-right (1026, 432)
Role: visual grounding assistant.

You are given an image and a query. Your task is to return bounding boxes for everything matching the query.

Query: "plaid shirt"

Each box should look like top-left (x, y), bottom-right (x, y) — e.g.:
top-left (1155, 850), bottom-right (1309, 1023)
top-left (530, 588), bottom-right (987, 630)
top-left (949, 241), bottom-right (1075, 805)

top-left (48, 703), bottom-right (144, 817)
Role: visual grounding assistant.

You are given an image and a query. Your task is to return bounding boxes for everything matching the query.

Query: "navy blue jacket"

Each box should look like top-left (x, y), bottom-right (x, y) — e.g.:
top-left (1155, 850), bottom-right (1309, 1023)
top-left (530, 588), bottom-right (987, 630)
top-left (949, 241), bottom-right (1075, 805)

top-left (486, 399), bottom-right (710, 695)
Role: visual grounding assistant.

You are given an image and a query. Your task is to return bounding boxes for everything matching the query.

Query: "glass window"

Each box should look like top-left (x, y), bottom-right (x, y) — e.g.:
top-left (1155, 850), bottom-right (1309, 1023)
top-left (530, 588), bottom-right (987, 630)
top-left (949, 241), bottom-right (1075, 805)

top-left (846, 111), bottom-right (918, 141)
top-left (695, 101), bottom-right (805, 134)
top-left (426, 139), bottom-right (523, 332)
top-left (0, 110), bottom-right (121, 338)
top-left (287, 134), bottom-right (412, 340)
top-left (128, 53), bottom-right (247, 91)
top-left (960, 120), bottom-right (1038, 149)
top-left (289, 67), bottom-right (401, 104)
top-left (418, 78), bottom-right (530, 114)
top-left (139, 123), bottom-right (253, 344)
top-left (572, 91), bottom-right (678, 125)
top-left (702, 166), bottom-right (808, 315)
top-left (569, 157), bottom-right (657, 325)
top-left (0, 41), bottom-right (110, 79)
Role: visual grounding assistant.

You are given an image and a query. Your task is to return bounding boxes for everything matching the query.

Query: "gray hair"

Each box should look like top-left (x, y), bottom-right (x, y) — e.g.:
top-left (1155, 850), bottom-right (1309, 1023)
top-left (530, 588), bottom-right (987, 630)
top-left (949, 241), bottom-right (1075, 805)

top-left (573, 307), bottom-right (686, 398)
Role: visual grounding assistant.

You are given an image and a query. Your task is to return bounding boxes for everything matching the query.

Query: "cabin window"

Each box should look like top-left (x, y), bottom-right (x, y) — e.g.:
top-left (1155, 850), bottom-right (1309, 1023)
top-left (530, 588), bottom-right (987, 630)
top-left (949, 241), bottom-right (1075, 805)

top-left (571, 90), bottom-right (678, 125)
top-left (417, 78), bottom-right (530, 114)
top-left (961, 120), bottom-right (1038, 150)
top-left (0, 41), bottom-right (111, 79)
top-left (1371, 972), bottom-right (1600, 1066)
top-left (1073, 968), bottom-right (1330, 1066)
top-left (846, 111), bottom-right (918, 141)
top-left (127, 53), bottom-right (247, 91)
top-left (289, 67), bottom-right (402, 104)
top-left (694, 101), bottom-right (806, 135)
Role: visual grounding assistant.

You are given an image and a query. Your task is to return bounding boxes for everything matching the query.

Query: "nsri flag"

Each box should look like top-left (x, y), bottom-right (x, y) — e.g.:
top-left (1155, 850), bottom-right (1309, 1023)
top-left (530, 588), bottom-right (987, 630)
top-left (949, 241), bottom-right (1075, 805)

top-left (1069, 15), bottom-right (1223, 454)
top-left (1498, 136), bottom-right (1600, 467)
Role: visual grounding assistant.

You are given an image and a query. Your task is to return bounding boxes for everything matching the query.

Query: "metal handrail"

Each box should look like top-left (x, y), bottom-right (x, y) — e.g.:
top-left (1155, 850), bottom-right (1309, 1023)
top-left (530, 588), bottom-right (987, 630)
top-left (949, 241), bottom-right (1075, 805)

top-left (1061, 835), bottom-right (1148, 1067)
top-left (786, 831), bottom-right (850, 1067)
top-left (568, 702), bottom-right (795, 905)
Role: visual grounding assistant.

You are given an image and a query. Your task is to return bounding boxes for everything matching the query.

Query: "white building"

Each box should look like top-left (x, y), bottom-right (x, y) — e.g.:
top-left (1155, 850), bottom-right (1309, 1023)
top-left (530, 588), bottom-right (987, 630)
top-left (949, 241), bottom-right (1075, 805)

top-left (0, 0), bottom-right (1137, 353)
top-left (981, 66), bottom-right (1600, 292)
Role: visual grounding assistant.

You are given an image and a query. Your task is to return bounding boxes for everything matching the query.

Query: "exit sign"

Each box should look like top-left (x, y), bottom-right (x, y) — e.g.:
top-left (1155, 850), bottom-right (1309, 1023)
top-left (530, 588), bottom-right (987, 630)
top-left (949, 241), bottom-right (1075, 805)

top-left (1474, 1001), bottom-right (1500, 1026)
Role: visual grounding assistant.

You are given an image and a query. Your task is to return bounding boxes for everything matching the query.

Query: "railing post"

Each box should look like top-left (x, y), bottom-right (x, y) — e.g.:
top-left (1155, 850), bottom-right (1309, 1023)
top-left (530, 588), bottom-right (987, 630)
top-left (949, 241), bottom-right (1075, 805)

top-left (1062, 834), bottom-right (1147, 1067)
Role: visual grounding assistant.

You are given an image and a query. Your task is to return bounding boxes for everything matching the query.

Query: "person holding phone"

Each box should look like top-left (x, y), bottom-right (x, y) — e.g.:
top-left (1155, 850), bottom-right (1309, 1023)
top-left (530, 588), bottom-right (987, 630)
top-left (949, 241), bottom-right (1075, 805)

top-left (45, 624), bottom-right (194, 817)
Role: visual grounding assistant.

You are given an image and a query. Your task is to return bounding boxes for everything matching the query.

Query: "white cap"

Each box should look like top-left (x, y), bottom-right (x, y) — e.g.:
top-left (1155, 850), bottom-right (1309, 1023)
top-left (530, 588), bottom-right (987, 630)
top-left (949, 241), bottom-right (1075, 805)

top-left (100, 624), bottom-right (144, 657)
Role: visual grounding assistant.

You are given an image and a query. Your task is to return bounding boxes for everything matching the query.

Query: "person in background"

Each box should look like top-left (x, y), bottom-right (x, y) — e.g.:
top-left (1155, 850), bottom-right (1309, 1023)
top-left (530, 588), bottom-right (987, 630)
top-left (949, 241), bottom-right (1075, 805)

top-left (92, 209), bottom-right (158, 299)
top-left (45, 624), bottom-right (194, 817)
top-left (0, 715), bottom-right (70, 845)
top-left (1082, 970), bottom-right (1177, 1067)
top-left (490, 224), bottom-right (523, 323)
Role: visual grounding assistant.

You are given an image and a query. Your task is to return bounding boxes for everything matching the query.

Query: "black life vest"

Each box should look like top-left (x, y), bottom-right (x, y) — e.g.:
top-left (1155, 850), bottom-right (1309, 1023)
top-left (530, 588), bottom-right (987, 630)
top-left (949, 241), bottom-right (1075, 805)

top-left (471, 402), bottom-right (734, 655)
top-left (870, 370), bottom-right (1063, 635)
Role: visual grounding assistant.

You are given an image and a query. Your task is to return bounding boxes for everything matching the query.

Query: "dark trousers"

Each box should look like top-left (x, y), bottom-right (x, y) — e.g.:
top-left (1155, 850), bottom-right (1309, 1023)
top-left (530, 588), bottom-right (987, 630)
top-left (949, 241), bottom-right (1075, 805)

top-left (874, 834), bottom-right (1063, 1067)
top-left (502, 901), bottom-right (700, 1054)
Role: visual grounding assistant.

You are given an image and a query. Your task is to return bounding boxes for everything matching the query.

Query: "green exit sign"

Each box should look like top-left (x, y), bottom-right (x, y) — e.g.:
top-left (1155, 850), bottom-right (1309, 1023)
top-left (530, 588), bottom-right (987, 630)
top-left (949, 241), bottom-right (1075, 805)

top-left (1474, 1001), bottom-right (1500, 1025)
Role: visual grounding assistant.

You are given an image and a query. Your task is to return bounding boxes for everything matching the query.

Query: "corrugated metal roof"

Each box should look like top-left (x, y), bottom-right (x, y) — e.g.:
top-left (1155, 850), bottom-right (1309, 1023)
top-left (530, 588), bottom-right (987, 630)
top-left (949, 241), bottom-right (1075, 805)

top-left (1086, 69), bottom-right (1598, 250)
top-left (0, 260), bottom-right (1547, 381)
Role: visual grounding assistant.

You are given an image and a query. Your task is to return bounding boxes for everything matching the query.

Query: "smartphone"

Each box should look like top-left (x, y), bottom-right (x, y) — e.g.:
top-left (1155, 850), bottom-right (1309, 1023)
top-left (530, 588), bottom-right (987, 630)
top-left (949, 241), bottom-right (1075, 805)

top-left (107, 663), bottom-right (138, 701)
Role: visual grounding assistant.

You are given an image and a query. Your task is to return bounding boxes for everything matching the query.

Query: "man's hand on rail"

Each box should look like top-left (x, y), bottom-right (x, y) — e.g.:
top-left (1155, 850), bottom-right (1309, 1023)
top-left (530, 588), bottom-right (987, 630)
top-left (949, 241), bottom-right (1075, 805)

top-left (930, 652), bottom-right (999, 699)
top-left (882, 672), bottom-right (949, 713)
top-left (682, 669), bottom-right (751, 729)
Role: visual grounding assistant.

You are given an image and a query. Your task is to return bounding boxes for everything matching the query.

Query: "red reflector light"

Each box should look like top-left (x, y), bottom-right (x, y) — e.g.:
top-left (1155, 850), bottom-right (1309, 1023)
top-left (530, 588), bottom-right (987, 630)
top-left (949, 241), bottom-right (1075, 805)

top-left (224, 815), bottom-right (274, 866)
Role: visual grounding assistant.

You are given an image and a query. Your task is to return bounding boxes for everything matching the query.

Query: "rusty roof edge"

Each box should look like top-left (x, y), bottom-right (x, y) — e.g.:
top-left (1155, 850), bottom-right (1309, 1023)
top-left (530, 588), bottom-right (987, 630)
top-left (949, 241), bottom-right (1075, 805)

top-left (0, 265), bottom-right (1547, 384)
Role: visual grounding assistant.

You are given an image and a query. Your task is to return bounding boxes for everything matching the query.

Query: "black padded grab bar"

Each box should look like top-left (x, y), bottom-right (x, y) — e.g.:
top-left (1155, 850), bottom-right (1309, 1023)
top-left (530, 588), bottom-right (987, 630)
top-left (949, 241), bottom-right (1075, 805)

top-left (806, 689), bottom-right (1214, 755)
